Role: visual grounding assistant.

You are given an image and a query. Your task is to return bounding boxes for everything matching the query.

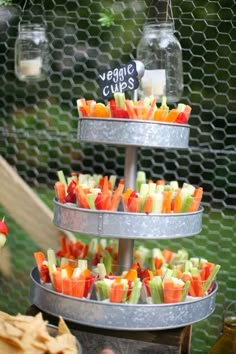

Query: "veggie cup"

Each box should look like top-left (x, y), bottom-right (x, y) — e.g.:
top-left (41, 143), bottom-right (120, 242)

top-left (122, 194), bottom-right (140, 212)
top-left (95, 277), bottom-right (141, 304)
top-left (61, 273), bottom-right (95, 299)
top-left (142, 276), bottom-right (190, 304)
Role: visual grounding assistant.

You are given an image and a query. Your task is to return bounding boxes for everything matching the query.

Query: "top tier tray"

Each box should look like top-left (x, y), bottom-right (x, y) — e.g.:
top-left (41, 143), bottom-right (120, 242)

top-left (78, 118), bottom-right (190, 149)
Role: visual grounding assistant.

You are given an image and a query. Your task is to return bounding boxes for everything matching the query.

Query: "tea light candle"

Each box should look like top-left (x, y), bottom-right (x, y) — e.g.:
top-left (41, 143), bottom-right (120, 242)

top-left (19, 57), bottom-right (42, 77)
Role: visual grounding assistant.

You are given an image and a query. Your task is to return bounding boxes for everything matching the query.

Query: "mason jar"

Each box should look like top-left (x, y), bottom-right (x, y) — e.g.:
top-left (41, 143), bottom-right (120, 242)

top-left (137, 22), bottom-right (183, 103)
top-left (15, 24), bottom-right (49, 81)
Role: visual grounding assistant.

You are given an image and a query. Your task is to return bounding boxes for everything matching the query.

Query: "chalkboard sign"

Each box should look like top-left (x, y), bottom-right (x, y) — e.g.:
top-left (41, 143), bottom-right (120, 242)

top-left (98, 61), bottom-right (139, 99)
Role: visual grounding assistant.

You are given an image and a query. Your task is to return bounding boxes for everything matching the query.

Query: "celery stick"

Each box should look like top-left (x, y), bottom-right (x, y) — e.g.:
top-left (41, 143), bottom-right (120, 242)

top-left (181, 280), bottom-right (190, 302)
top-left (109, 175), bottom-right (117, 190)
top-left (47, 248), bottom-right (57, 283)
top-left (163, 268), bottom-right (173, 279)
top-left (190, 267), bottom-right (199, 275)
top-left (88, 238), bottom-right (98, 259)
top-left (148, 182), bottom-right (156, 194)
top-left (97, 263), bottom-right (106, 280)
top-left (73, 267), bottom-right (82, 278)
top-left (100, 238), bottom-right (107, 250)
top-left (139, 183), bottom-right (149, 211)
top-left (122, 282), bottom-right (129, 302)
top-left (177, 103), bottom-right (186, 112)
top-left (151, 192), bottom-right (163, 213)
top-left (136, 171), bottom-right (146, 193)
top-left (128, 279), bottom-right (142, 304)
top-left (184, 260), bottom-right (193, 272)
top-left (170, 181), bottom-right (179, 191)
top-left (181, 195), bottom-right (194, 213)
top-left (96, 280), bottom-right (110, 300)
top-left (103, 251), bottom-right (112, 274)
top-left (182, 183), bottom-right (195, 195)
top-left (203, 264), bottom-right (221, 293)
top-left (171, 249), bottom-right (189, 264)
top-left (149, 277), bottom-right (163, 304)
top-left (78, 259), bottom-right (88, 271)
top-left (87, 193), bottom-right (96, 209)
top-left (57, 170), bottom-right (67, 190)
top-left (156, 185), bottom-right (165, 193)
top-left (114, 92), bottom-right (125, 109)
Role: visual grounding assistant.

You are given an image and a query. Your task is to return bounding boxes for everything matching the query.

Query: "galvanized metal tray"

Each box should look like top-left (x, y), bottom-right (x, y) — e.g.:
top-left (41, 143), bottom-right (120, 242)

top-left (30, 267), bottom-right (217, 331)
top-left (53, 199), bottom-right (203, 239)
top-left (78, 118), bottom-right (190, 149)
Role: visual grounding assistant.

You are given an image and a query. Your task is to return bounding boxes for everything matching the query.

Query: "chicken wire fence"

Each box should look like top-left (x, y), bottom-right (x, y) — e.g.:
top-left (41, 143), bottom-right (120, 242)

top-left (0, 0), bottom-right (235, 353)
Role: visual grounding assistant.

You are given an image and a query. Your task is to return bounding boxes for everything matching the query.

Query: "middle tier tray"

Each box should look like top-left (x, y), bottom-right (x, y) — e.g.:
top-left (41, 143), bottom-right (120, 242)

top-left (53, 199), bottom-right (203, 239)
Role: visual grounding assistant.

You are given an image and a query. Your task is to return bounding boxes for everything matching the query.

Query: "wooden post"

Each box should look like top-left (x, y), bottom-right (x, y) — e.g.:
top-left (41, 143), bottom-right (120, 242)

top-left (0, 156), bottom-right (75, 252)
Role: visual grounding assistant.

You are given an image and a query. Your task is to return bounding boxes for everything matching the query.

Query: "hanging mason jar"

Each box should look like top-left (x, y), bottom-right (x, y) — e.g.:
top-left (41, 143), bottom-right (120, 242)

top-left (136, 22), bottom-right (183, 103)
top-left (15, 23), bottom-right (49, 81)
top-left (209, 301), bottom-right (236, 354)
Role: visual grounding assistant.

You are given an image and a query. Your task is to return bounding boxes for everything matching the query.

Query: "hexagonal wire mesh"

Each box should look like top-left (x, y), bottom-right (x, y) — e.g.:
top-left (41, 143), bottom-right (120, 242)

top-left (0, 0), bottom-right (235, 353)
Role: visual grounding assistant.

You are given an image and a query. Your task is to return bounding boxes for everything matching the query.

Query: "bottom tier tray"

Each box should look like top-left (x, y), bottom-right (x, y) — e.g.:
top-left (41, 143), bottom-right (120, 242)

top-left (30, 267), bottom-right (217, 331)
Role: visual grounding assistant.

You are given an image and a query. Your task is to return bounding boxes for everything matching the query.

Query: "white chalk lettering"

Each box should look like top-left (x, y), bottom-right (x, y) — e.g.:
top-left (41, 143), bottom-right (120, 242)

top-left (127, 77), bottom-right (135, 90)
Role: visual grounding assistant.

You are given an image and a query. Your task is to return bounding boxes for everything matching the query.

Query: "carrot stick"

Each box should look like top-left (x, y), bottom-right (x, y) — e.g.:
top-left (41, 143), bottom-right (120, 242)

top-left (127, 196), bottom-right (139, 212)
top-left (165, 108), bottom-right (180, 123)
top-left (75, 185), bottom-right (90, 209)
top-left (55, 181), bottom-right (66, 203)
top-left (71, 276), bottom-right (85, 297)
top-left (156, 179), bottom-right (165, 185)
top-left (102, 176), bottom-right (109, 194)
top-left (146, 98), bottom-right (157, 120)
top-left (125, 100), bottom-right (137, 119)
top-left (191, 274), bottom-right (204, 297)
top-left (52, 269), bottom-right (62, 292)
top-left (173, 190), bottom-right (182, 213)
top-left (143, 195), bottom-right (153, 213)
top-left (162, 249), bottom-right (174, 263)
top-left (125, 269), bottom-right (137, 282)
top-left (34, 251), bottom-right (46, 271)
top-left (189, 187), bottom-right (203, 212)
top-left (162, 190), bottom-right (172, 213)
top-left (163, 278), bottom-right (183, 303)
top-left (154, 257), bottom-right (163, 270)
top-left (60, 235), bottom-right (68, 256)
top-left (62, 276), bottom-right (73, 296)
top-left (109, 182), bottom-right (125, 211)
top-left (109, 281), bottom-right (125, 303)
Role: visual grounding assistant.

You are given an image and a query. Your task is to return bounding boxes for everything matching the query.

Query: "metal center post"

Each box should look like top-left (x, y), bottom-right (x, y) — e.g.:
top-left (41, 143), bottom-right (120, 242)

top-left (118, 145), bottom-right (137, 270)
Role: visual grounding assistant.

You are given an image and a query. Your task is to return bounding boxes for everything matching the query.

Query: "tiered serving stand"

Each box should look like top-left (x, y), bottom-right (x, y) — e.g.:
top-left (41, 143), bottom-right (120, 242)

top-left (30, 118), bottom-right (217, 331)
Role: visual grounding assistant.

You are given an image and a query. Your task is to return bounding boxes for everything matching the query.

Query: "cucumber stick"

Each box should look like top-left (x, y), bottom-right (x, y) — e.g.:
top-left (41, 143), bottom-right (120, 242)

top-left (149, 277), bottom-right (163, 304)
top-left (128, 279), bottom-right (142, 304)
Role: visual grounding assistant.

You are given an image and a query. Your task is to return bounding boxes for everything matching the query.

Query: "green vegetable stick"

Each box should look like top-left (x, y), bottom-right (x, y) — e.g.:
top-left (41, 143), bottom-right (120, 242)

top-left (149, 277), bottom-right (163, 304)
top-left (181, 280), bottom-right (190, 302)
top-left (136, 171), bottom-right (146, 193)
top-left (96, 281), bottom-right (110, 300)
top-left (203, 264), bottom-right (221, 293)
top-left (128, 279), bottom-right (142, 304)
top-left (180, 195), bottom-right (194, 213)
top-left (47, 248), bottom-right (57, 283)
top-left (57, 170), bottom-right (67, 190)
top-left (87, 193), bottom-right (96, 209)
top-left (97, 263), bottom-right (106, 280)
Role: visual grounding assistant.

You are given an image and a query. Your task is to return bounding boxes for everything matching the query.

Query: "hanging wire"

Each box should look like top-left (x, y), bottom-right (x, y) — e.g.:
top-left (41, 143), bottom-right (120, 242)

top-left (166, 0), bottom-right (175, 31)
top-left (19, 0), bottom-right (28, 26)
top-left (147, 0), bottom-right (175, 25)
